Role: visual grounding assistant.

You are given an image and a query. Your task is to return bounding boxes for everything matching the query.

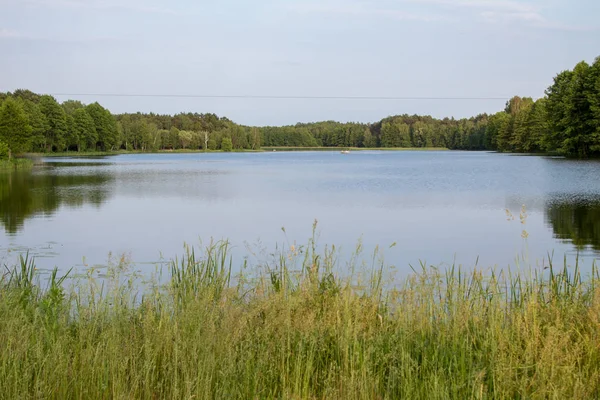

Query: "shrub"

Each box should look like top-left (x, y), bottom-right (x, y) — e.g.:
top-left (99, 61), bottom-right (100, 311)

top-left (221, 137), bottom-right (233, 152)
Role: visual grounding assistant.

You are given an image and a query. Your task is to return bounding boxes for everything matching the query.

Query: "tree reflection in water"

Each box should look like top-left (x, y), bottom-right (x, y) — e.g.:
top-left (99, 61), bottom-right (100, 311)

top-left (545, 197), bottom-right (600, 252)
top-left (0, 167), bottom-right (114, 234)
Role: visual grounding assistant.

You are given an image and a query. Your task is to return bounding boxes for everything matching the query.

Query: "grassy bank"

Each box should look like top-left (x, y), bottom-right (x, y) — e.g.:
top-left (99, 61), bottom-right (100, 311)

top-left (0, 158), bottom-right (34, 170)
top-left (1, 238), bottom-right (599, 399)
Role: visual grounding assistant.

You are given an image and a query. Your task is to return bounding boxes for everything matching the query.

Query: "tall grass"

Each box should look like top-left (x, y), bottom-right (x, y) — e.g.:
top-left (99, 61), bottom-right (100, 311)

top-left (0, 158), bottom-right (34, 170)
top-left (1, 236), bottom-right (599, 399)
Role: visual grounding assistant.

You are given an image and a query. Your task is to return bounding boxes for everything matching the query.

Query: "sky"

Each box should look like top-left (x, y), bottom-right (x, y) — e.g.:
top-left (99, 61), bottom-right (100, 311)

top-left (1, 0), bottom-right (599, 126)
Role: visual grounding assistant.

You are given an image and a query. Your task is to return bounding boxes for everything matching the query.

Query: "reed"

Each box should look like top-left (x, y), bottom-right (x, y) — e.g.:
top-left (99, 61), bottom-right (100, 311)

top-left (0, 237), bottom-right (598, 399)
top-left (0, 158), bottom-right (34, 170)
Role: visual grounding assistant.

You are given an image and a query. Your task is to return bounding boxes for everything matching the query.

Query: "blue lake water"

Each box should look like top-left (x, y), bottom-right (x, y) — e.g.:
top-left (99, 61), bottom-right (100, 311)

top-left (1, 151), bottom-right (599, 278)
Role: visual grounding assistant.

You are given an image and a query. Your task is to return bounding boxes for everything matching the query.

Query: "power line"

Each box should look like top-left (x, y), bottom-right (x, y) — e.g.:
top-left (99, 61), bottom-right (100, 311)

top-left (48, 93), bottom-right (515, 101)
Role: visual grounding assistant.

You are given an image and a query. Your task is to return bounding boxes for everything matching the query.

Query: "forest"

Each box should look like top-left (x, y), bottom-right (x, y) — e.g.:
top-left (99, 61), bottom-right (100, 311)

top-left (0, 56), bottom-right (599, 158)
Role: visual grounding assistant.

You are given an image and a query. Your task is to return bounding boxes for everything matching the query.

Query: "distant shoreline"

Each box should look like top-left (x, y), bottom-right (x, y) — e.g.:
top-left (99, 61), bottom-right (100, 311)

top-left (261, 146), bottom-right (449, 152)
top-left (25, 147), bottom-right (450, 158)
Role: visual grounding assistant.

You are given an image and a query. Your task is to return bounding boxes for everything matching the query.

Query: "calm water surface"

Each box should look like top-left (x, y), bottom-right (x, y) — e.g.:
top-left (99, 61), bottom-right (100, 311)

top-left (1, 151), bottom-right (599, 277)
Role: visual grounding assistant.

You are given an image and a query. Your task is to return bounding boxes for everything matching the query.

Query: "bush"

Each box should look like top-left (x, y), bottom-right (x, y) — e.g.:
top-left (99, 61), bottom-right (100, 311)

top-left (208, 139), bottom-right (217, 151)
top-left (221, 137), bottom-right (233, 152)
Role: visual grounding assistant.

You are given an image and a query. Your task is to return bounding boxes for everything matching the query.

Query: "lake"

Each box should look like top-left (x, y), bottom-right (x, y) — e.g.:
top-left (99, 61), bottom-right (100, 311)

top-left (1, 151), bottom-right (599, 278)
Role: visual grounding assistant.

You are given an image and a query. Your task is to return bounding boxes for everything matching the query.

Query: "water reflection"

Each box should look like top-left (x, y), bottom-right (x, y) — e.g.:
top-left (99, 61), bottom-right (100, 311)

top-left (2, 153), bottom-right (600, 263)
top-left (545, 198), bottom-right (600, 252)
top-left (0, 168), bottom-right (114, 234)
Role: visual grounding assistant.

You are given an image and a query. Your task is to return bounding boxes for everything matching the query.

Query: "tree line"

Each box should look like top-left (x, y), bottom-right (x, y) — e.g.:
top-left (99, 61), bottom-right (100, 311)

top-left (0, 56), bottom-right (598, 158)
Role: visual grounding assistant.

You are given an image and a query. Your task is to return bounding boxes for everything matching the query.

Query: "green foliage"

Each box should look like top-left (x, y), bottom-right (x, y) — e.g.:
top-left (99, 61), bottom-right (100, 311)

top-left (250, 128), bottom-right (261, 149)
top-left (86, 102), bottom-right (117, 151)
top-left (528, 98), bottom-right (550, 152)
top-left (18, 99), bottom-right (48, 152)
top-left (178, 130), bottom-right (193, 149)
top-left (380, 120), bottom-right (411, 147)
top-left (508, 97), bottom-right (535, 152)
top-left (221, 136), bottom-right (233, 152)
top-left (208, 138), bottom-right (217, 150)
top-left (168, 126), bottom-right (180, 150)
top-left (39, 95), bottom-right (67, 152)
top-left (61, 99), bottom-right (85, 116)
top-left (0, 158), bottom-right (33, 171)
top-left (12, 89), bottom-right (41, 103)
top-left (0, 97), bottom-right (32, 155)
top-left (0, 239), bottom-right (599, 398)
top-left (3, 55), bottom-right (599, 157)
top-left (545, 60), bottom-right (600, 157)
top-left (0, 140), bottom-right (9, 160)
top-left (72, 108), bottom-right (97, 151)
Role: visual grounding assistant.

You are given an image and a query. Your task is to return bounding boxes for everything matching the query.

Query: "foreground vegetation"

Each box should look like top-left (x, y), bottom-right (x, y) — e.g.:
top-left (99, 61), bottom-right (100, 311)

top-left (1, 233), bottom-right (599, 399)
top-left (1, 56), bottom-right (599, 157)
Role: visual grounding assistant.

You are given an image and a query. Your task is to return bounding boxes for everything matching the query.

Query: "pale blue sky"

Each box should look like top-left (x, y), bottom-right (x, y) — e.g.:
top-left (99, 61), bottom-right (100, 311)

top-left (1, 0), bottom-right (599, 125)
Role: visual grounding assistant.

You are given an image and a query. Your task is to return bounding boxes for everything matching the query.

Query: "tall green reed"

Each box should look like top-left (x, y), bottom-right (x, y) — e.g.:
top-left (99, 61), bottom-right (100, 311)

top-left (1, 227), bottom-right (599, 399)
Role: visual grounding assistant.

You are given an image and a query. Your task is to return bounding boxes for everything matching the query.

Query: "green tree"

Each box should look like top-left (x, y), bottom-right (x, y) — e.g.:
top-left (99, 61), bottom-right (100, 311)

top-left (65, 114), bottom-right (78, 151)
top-left (397, 123), bottom-right (411, 147)
top-left (528, 98), bottom-right (549, 152)
top-left (169, 127), bottom-right (180, 150)
top-left (251, 128), bottom-right (261, 150)
top-left (86, 103), bottom-right (117, 151)
top-left (412, 121), bottom-right (435, 148)
top-left (179, 130), bottom-right (193, 149)
top-left (562, 62), bottom-right (597, 157)
top-left (208, 138), bottom-right (217, 150)
top-left (495, 113), bottom-right (514, 152)
top-left (381, 121), bottom-right (410, 147)
top-left (136, 121), bottom-right (159, 151)
top-left (589, 57), bottom-right (600, 150)
top-left (0, 97), bottom-right (33, 156)
top-left (62, 100), bottom-right (85, 116)
top-left (221, 137), bottom-right (233, 152)
top-left (71, 108), bottom-right (97, 151)
top-left (545, 70), bottom-right (573, 154)
top-left (362, 128), bottom-right (374, 148)
top-left (19, 99), bottom-right (49, 152)
top-left (12, 89), bottom-right (41, 103)
top-left (509, 98), bottom-right (534, 152)
top-left (543, 63), bottom-right (600, 157)
top-left (39, 95), bottom-right (67, 151)
top-left (227, 125), bottom-right (248, 149)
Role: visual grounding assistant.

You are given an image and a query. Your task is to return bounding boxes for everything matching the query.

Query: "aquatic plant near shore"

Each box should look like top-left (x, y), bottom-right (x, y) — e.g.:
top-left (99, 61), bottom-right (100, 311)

top-left (0, 158), bottom-right (33, 170)
top-left (0, 234), bottom-right (599, 399)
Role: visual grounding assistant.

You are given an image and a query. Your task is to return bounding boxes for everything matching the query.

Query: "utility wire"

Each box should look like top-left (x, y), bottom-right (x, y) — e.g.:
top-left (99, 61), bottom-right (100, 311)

top-left (48, 93), bottom-right (515, 101)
